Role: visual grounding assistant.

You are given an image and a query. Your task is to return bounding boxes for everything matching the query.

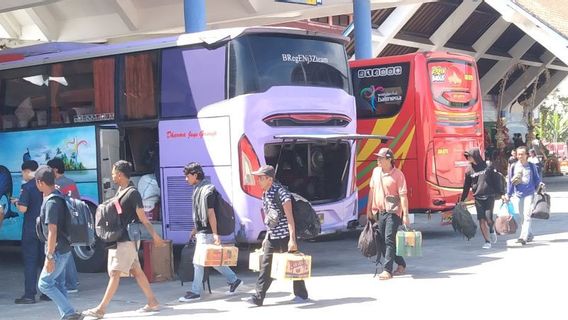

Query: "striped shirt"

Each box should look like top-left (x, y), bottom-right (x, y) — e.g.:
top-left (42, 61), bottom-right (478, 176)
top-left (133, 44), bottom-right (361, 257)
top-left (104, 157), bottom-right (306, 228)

top-left (262, 182), bottom-right (291, 240)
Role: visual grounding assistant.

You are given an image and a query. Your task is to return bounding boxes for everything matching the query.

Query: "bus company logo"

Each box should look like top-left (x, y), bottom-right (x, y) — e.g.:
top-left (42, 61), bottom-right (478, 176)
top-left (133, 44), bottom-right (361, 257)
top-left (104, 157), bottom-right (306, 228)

top-left (166, 130), bottom-right (217, 139)
top-left (448, 72), bottom-right (462, 85)
top-left (357, 66), bottom-right (402, 78)
top-left (281, 53), bottom-right (329, 64)
top-left (360, 85), bottom-right (402, 112)
top-left (431, 66), bottom-right (446, 82)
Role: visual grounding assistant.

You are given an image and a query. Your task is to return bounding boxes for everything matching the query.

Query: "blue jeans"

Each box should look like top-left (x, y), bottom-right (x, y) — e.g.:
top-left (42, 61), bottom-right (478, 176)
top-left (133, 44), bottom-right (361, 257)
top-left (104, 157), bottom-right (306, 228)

top-left (65, 254), bottom-right (78, 291)
top-left (21, 233), bottom-right (44, 299)
top-left (38, 251), bottom-right (76, 317)
top-left (191, 233), bottom-right (237, 295)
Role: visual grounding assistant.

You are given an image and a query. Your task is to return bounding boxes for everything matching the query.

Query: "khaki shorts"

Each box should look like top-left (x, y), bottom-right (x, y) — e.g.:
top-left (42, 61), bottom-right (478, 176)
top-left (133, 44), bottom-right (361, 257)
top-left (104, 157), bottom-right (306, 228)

top-left (108, 241), bottom-right (141, 277)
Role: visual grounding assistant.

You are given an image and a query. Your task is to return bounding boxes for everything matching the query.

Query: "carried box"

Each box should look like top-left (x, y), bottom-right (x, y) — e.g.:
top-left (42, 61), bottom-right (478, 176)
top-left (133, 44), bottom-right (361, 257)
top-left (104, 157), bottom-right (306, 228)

top-left (396, 230), bottom-right (422, 257)
top-left (249, 249), bottom-right (264, 272)
top-left (193, 244), bottom-right (238, 267)
top-left (271, 252), bottom-right (311, 280)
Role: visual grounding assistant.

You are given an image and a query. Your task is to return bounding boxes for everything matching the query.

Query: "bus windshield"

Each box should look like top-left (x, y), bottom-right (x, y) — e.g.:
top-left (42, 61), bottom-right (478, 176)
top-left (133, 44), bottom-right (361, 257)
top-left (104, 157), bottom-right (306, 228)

top-left (229, 34), bottom-right (350, 97)
top-left (428, 59), bottom-right (478, 108)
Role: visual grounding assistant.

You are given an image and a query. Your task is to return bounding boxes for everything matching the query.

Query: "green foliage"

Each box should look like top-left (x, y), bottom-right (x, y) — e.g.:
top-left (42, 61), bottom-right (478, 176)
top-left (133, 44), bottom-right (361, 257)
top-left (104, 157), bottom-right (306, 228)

top-left (537, 89), bottom-right (568, 143)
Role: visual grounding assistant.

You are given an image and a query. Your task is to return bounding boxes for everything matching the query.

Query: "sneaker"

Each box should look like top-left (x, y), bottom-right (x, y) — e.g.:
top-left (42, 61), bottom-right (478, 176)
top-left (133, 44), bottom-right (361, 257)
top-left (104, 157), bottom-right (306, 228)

top-left (527, 234), bottom-right (534, 243)
top-left (39, 294), bottom-right (51, 301)
top-left (516, 238), bottom-right (527, 245)
top-left (490, 231), bottom-right (497, 244)
top-left (290, 296), bottom-right (310, 304)
top-left (14, 296), bottom-right (36, 304)
top-left (61, 313), bottom-right (84, 320)
top-left (178, 292), bottom-right (200, 302)
top-left (482, 242), bottom-right (491, 249)
top-left (226, 279), bottom-right (242, 295)
top-left (245, 295), bottom-right (263, 307)
top-left (67, 289), bottom-right (79, 294)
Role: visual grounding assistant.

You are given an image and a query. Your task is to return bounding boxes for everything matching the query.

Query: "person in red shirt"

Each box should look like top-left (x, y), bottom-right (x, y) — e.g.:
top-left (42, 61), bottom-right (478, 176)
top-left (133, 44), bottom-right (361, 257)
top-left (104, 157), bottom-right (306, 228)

top-left (366, 148), bottom-right (410, 280)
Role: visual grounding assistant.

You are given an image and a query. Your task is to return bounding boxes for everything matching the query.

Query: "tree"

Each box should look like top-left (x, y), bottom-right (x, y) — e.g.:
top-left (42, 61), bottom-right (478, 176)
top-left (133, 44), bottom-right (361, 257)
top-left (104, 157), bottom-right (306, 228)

top-left (537, 89), bottom-right (568, 144)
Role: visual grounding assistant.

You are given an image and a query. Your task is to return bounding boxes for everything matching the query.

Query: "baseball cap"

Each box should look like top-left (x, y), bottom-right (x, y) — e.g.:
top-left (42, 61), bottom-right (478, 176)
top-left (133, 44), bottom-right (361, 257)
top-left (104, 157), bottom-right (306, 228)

top-left (374, 148), bottom-right (394, 159)
top-left (251, 165), bottom-right (275, 178)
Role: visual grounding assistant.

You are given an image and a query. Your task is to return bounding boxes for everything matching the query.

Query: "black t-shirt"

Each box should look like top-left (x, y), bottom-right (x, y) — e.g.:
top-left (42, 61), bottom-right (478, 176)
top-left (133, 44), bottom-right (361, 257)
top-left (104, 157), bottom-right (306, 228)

top-left (117, 184), bottom-right (143, 242)
top-left (41, 191), bottom-right (71, 254)
top-left (195, 191), bottom-right (217, 234)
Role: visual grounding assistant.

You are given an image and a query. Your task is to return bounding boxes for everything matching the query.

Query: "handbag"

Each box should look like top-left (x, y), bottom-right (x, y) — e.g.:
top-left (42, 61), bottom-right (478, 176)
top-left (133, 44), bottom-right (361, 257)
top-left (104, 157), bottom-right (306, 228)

top-left (531, 184), bottom-right (550, 219)
top-left (127, 222), bottom-right (153, 241)
top-left (494, 203), bottom-right (517, 235)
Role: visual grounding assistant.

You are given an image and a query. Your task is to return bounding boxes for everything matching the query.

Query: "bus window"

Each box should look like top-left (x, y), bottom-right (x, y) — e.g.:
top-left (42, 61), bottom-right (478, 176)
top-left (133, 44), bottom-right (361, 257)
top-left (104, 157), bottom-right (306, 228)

top-left (160, 46), bottom-right (226, 118)
top-left (49, 57), bottom-right (115, 125)
top-left (0, 65), bottom-right (49, 130)
top-left (229, 34), bottom-right (350, 97)
top-left (428, 59), bottom-right (478, 108)
top-left (118, 51), bottom-right (159, 120)
top-left (351, 62), bottom-right (410, 119)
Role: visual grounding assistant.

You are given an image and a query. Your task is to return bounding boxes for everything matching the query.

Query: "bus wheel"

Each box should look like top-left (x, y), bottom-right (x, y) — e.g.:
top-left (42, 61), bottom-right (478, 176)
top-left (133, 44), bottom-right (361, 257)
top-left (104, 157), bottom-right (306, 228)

top-left (74, 201), bottom-right (107, 273)
top-left (73, 238), bottom-right (107, 273)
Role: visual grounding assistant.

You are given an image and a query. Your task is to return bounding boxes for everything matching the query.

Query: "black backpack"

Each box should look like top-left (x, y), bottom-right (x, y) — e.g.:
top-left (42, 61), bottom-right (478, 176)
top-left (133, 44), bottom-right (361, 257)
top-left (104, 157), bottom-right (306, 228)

top-left (95, 187), bottom-right (134, 243)
top-left (275, 187), bottom-right (321, 240)
top-left (36, 193), bottom-right (95, 246)
top-left (452, 202), bottom-right (477, 240)
top-left (214, 192), bottom-right (236, 236)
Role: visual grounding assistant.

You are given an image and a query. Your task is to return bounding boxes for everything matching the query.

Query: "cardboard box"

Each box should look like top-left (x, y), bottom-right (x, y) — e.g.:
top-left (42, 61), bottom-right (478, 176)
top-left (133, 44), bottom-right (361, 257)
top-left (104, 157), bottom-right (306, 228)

top-left (249, 249), bottom-right (264, 272)
top-left (142, 240), bottom-right (174, 283)
top-left (271, 252), bottom-right (311, 280)
top-left (396, 230), bottom-right (422, 257)
top-left (193, 244), bottom-right (239, 267)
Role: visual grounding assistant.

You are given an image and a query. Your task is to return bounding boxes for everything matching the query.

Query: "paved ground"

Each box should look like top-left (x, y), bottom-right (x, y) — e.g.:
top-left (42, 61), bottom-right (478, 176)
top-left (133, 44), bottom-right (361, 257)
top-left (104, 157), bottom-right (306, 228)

top-left (1, 175), bottom-right (567, 320)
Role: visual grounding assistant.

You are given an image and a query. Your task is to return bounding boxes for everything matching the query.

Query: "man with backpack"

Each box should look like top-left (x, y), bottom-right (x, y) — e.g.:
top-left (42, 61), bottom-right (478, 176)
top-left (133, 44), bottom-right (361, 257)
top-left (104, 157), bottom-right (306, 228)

top-left (82, 160), bottom-right (165, 318)
top-left (460, 148), bottom-right (500, 249)
top-left (47, 158), bottom-right (80, 294)
top-left (366, 148), bottom-right (409, 280)
top-left (247, 165), bottom-right (308, 306)
top-left (178, 162), bottom-right (242, 302)
top-left (503, 146), bottom-right (541, 245)
top-left (12, 160), bottom-right (51, 304)
top-left (35, 165), bottom-right (83, 320)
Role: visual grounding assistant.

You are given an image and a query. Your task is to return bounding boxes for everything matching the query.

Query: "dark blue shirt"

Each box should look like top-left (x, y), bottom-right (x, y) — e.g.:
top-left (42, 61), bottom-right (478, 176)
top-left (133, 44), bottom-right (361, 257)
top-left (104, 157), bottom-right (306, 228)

top-left (262, 182), bottom-right (292, 240)
top-left (18, 179), bottom-right (43, 238)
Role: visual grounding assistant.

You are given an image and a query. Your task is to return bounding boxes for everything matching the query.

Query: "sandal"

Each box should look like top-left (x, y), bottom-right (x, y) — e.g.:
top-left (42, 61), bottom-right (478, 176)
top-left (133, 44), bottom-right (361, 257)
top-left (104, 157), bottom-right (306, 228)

top-left (378, 271), bottom-right (392, 280)
top-left (82, 308), bottom-right (105, 319)
top-left (393, 266), bottom-right (406, 275)
top-left (137, 304), bottom-right (161, 313)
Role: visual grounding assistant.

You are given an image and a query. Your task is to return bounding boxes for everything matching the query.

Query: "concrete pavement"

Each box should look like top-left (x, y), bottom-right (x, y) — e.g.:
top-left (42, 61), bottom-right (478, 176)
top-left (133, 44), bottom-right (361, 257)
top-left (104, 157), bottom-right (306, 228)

top-left (1, 175), bottom-right (566, 320)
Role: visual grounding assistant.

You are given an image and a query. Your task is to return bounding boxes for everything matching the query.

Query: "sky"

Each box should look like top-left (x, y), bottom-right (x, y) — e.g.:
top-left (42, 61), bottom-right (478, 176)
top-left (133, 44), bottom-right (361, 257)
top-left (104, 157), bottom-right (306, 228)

top-left (558, 77), bottom-right (568, 96)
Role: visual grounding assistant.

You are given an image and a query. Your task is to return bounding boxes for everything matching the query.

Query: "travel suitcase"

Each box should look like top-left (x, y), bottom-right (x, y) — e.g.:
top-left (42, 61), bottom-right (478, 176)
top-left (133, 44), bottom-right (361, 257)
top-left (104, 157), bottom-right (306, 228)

top-left (396, 229), bottom-right (422, 257)
top-left (142, 240), bottom-right (174, 283)
top-left (177, 243), bottom-right (211, 292)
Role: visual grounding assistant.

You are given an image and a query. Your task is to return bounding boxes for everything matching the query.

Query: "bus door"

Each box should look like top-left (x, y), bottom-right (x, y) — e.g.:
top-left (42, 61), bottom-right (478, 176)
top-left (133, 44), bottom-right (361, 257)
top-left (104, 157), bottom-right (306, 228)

top-left (98, 127), bottom-right (120, 202)
top-left (272, 134), bottom-right (391, 230)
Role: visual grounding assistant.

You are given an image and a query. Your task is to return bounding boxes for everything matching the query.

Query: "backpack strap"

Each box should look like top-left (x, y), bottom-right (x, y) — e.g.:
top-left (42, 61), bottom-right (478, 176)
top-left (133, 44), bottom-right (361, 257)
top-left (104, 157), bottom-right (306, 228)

top-left (113, 186), bottom-right (134, 215)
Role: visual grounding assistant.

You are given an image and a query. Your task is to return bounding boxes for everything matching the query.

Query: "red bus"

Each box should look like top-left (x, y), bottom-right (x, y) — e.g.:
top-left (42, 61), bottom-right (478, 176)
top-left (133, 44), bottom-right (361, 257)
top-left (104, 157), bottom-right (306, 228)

top-left (350, 51), bottom-right (484, 219)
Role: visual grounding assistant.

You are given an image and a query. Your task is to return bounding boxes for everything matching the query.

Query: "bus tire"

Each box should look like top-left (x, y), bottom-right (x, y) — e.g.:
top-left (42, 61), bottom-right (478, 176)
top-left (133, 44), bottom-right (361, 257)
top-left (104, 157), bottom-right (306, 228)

top-left (73, 237), bottom-right (107, 273)
top-left (73, 201), bottom-right (107, 273)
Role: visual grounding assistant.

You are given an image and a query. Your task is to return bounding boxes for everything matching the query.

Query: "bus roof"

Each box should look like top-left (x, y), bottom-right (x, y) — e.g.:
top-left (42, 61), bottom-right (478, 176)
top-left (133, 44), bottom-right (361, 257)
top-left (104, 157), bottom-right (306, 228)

top-left (349, 51), bottom-right (476, 68)
top-left (0, 26), bottom-right (348, 71)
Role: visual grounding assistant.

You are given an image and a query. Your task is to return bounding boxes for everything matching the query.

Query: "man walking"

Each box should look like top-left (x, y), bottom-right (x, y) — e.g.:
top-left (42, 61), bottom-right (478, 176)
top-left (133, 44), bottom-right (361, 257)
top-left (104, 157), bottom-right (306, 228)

top-left (47, 158), bottom-right (80, 293)
top-left (178, 162), bottom-right (242, 302)
top-left (366, 148), bottom-right (409, 280)
top-left (460, 148), bottom-right (500, 249)
top-left (504, 146), bottom-right (541, 245)
top-left (82, 160), bottom-right (165, 318)
top-left (13, 160), bottom-right (50, 304)
top-left (248, 165), bottom-right (308, 306)
top-left (35, 165), bottom-right (83, 320)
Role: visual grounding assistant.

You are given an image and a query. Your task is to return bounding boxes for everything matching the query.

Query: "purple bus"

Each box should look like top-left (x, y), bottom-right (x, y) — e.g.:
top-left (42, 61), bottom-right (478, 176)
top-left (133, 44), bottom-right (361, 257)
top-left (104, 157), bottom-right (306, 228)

top-left (0, 27), bottom-right (384, 272)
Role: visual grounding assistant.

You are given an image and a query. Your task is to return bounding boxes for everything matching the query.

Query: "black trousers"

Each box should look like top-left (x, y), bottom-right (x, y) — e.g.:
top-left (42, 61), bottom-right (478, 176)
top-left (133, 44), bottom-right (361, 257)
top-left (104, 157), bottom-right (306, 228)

top-left (254, 237), bottom-right (308, 302)
top-left (21, 232), bottom-right (44, 298)
top-left (377, 213), bottom-right (406, 274)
